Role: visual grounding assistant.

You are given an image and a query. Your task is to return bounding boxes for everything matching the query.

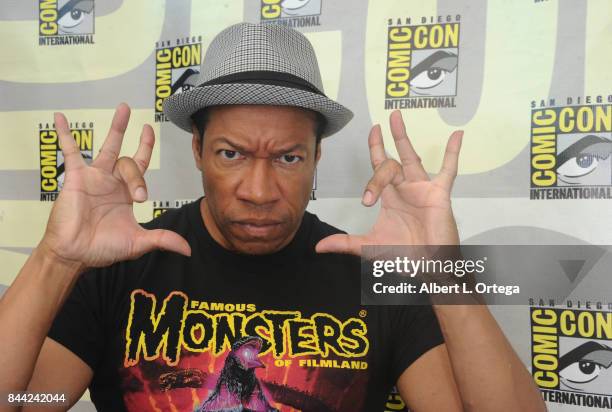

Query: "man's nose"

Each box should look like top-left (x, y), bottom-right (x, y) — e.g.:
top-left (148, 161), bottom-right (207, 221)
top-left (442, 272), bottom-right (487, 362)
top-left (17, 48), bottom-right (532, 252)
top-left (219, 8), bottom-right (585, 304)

top-left (236, 159), bottom-right (281, 206)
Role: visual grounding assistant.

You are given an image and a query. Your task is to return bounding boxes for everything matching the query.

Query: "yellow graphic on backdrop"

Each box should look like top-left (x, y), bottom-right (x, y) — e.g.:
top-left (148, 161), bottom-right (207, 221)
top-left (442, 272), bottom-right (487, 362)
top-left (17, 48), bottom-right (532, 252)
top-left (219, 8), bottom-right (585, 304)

top-left (0, 110), bottom-right (159, 171)
top-left (530, 103), bottom-right (612, 200)
top-left (366, 1), bottom-right (558, 174)
top-left (154, 41), bottom-right (202, 122)
top-left (2, 0), bottom-right (165, 83)
top-left (39, 124), bottom-right (93, 201)
top-left (531, 307), bottom-right (612, 408)
top-left (385, 21), bottom-right (459, 102)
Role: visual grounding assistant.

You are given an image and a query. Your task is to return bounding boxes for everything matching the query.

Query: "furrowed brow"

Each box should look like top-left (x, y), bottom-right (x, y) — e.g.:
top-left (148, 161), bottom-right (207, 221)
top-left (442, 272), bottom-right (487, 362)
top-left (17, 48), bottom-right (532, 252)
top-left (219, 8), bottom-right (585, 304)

top-left (213, 137), bottom-right (309, 157)
top-left (213, 137), bottom-right (252, 155)
top-left (270, 143), bottom-right (309, 156)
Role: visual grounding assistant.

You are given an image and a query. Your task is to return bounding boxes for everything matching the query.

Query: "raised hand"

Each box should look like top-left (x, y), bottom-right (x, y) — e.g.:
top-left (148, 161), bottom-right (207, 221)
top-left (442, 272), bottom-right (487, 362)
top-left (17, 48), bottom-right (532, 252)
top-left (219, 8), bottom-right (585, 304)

top-left (315, 110), bottom-right (463, 255)
top-left (38, 103), bottom-right (191, 271)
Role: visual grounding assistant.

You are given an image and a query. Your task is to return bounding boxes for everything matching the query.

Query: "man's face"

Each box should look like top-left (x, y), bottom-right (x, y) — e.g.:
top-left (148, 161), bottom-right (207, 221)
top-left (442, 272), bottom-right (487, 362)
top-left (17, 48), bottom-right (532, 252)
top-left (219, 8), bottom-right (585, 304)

top-left (192, 105), bottom-right (321, 255)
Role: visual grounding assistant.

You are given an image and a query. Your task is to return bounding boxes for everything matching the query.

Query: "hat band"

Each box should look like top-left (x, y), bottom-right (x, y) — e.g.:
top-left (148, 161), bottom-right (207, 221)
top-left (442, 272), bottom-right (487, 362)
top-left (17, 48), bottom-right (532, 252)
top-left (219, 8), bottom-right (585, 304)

top-left (199, 71), bottom-right (324, 96)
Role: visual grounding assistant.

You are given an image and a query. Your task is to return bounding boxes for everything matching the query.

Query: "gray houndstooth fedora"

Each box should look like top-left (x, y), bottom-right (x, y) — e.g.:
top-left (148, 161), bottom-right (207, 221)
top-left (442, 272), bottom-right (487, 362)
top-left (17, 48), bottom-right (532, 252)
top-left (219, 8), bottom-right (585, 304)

top-left (163, 22), bottom-right (353, 138)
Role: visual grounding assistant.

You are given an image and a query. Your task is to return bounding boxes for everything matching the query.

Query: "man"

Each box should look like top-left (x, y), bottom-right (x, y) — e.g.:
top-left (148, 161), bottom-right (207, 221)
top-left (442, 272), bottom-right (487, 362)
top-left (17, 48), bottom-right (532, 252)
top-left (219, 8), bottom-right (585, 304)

top-left (0, 23), bottom-right (545, 411)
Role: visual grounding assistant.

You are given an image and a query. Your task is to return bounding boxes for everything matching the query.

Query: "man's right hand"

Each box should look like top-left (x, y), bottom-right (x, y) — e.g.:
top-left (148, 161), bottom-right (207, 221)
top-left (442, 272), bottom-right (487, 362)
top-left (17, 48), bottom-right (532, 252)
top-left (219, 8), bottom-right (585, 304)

top-left (38, 103), bottom-right (191, 273)
top-left (0, 104), bottom-right (192, 406)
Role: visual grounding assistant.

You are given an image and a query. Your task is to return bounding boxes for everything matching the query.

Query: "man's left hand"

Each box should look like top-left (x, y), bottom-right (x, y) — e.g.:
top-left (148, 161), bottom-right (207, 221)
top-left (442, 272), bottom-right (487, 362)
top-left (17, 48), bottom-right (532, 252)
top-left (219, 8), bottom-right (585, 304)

top-left (316, 110), bottom-right (463, 255)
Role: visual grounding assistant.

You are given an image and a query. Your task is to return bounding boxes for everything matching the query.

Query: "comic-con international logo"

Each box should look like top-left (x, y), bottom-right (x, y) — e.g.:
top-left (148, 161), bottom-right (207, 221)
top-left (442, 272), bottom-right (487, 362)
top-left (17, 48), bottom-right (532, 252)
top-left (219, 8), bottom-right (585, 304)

top-left (152, 200), bottom-right (193, 219)
top-left (384, 16), bottom-right (460, 110)
top-left (39, 122), bottom-right (94, 201)
top-left (531, 306), bottom-right (612, 408)
top-left (154, 37), bottom-right (202, 123)
top-left (260, 0), bottom-right (322, 27)
top-left (530, 97), bottom-right (612, 200)
top-left (38, 0), bottom-right (94, 46)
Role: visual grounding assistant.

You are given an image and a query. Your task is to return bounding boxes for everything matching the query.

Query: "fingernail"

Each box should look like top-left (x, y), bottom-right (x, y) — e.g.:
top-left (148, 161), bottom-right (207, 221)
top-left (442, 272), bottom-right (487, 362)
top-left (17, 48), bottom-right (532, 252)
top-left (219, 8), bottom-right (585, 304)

top-left (134, 187), bottom-right (147, 202)
top-left (362, 190), bottom-right (373, 205)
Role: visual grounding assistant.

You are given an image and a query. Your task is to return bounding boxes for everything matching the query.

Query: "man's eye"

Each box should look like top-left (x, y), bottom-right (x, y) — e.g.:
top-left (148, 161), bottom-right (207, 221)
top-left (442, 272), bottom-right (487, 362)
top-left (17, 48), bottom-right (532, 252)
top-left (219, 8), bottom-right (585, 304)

top-left (220, 150), bottom-right (241, 160)
top-left (279, 154), bottom-right (301, 164)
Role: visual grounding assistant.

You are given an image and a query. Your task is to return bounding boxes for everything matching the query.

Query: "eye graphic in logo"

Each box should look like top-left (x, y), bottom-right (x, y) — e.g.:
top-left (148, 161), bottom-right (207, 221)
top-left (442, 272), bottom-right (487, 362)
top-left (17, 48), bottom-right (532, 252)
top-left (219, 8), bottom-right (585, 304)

top-left (278, 0), bottom-right (321, 17)
top-left (281, 0), bottom-right (312, 15)
top-left (556, 135), bottom-right (612, 186)
top-left (409, 50), bottom-right (458, 97)
top-left (171, 68), bottom-right (200, 95)
top-left (57, 0), bottom-right (94, 35)
top-left (559, 341), bottom-right (612, 394)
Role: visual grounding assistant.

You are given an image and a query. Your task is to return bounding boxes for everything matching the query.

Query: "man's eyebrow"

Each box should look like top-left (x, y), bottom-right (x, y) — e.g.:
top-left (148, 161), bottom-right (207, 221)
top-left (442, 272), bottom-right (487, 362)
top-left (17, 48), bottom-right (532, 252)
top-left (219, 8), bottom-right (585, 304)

top-left (212, 137), bottom-right (252, 154)
top-left (212, 137), bottom-right (308, 156)
top-left (269, 143), bottom-right (309, 156)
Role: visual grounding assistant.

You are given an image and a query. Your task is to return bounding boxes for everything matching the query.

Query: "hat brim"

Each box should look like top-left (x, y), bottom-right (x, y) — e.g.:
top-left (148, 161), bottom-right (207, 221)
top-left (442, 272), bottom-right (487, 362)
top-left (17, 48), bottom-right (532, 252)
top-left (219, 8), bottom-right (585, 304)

top-left (163, 83), bottom-right (353, 138)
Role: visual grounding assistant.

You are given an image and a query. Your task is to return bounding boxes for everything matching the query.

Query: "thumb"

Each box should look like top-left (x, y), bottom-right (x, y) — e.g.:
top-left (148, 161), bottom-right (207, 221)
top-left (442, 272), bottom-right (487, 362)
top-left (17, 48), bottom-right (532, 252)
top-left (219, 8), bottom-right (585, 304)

top-left (136, 229), bottom-right (192, 257)
top-left (315, 234), bottom-right (365, 256)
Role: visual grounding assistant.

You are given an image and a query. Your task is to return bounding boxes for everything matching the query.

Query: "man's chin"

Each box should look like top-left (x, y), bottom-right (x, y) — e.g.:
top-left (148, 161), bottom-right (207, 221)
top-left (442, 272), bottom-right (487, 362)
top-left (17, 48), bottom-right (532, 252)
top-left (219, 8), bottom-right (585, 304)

top-left (228, 239), bottom-right (289, 255)
top-left (224, 225), bottom-right (291, 255)
top-left (234, 243), bottom-right (284, 255)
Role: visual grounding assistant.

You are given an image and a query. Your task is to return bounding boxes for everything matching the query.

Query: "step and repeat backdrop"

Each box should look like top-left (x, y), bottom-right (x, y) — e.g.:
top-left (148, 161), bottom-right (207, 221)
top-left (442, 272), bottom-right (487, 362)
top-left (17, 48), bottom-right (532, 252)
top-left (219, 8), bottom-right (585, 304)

top-left (1, 0), bottom-right (611, 411)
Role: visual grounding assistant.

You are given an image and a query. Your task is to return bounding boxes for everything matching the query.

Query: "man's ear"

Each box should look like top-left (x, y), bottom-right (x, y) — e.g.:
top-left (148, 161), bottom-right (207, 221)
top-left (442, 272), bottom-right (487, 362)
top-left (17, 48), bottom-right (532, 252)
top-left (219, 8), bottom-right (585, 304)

top-left (191, 124), bottom-right (203, 171)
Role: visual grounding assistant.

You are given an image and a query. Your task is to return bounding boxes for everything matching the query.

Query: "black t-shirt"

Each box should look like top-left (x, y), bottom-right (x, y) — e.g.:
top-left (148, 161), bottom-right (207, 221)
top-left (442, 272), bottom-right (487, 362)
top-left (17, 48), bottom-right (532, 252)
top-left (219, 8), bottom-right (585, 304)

top-left (48, 198), bottom-right (443, 411)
